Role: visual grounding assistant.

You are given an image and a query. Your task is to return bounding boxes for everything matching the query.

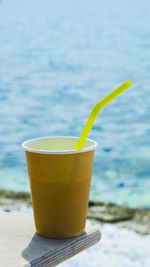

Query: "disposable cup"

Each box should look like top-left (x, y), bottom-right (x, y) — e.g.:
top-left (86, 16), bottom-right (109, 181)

top-left (22, 136), bottom-right (97, 238)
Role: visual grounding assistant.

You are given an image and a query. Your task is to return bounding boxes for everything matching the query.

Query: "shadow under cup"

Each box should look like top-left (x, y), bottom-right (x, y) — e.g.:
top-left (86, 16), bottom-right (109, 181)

top-left (22, 137), bottom-right (97, 239)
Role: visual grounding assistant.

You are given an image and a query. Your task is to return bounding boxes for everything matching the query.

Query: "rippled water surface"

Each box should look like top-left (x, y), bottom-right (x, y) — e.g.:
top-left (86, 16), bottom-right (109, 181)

top-left (0, 0), bottom-right (150, 208)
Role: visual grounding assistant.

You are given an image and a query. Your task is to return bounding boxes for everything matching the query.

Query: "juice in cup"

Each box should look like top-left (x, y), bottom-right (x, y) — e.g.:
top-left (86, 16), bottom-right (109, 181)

top-left (22, 136), bottom-right (97, 238)
top-left (22, 81), bottom-right (132, 238)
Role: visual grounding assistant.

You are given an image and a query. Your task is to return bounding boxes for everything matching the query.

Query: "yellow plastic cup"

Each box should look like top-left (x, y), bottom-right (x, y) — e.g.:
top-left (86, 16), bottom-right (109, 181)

top-left (22, 136), bottom-right (97, 239)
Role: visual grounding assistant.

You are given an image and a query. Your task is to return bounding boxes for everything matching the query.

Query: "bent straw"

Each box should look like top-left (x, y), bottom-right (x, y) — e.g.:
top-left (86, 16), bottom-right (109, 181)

top-left (75, 80), bottom-right (132, 150)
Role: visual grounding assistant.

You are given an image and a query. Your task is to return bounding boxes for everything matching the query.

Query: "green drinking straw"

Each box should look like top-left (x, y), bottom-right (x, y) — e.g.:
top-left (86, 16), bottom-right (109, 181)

top-left (75, 80), bottom-right (132, 150)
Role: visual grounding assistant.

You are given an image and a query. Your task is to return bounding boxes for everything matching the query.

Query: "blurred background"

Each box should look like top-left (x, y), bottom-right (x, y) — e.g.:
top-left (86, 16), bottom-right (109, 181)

top-left (0, 0), bottom-right (150, 209)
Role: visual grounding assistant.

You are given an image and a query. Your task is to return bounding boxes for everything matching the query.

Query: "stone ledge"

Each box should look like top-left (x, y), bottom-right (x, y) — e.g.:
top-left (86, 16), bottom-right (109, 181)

top-left (0, 211), bottom-right (100, 267)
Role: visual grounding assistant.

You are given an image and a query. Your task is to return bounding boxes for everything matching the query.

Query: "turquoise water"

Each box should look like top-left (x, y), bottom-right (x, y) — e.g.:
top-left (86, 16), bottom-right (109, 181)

top-left (0, 0), bottom-right (150, 208)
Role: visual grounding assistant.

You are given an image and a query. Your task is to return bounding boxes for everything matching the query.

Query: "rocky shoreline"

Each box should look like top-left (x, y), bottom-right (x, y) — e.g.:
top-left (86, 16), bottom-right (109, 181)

top-left (0, 189), bottom-right (150, 235)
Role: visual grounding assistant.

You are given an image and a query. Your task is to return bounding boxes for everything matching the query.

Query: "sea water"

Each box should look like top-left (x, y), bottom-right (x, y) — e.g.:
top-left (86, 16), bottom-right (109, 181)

top-left (0, 0), bottom-right (150, 208)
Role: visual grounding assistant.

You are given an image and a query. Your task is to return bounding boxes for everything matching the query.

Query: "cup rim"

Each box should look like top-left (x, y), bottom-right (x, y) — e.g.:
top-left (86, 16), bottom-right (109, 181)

top-left (22, 136), bottom-right (98, 154)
